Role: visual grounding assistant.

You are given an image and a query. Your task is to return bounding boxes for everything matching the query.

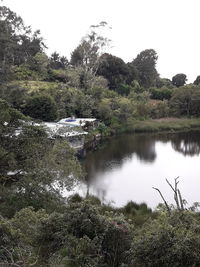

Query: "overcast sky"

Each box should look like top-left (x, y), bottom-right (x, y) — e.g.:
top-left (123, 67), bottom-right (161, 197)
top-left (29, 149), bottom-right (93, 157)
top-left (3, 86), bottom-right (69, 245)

top-left (2, 0), bottom-right (200, 82)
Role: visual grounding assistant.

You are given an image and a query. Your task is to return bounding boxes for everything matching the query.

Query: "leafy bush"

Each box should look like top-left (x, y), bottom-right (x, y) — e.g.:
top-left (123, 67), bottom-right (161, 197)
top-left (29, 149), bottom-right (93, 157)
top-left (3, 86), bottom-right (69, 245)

top-left (23, 94), bottom-right (58, 121)
top-left (170, 86), bottom-right (200, 117)
top-left (132, 211), bottom-right (200, 267)
top-left (150, 87), bottom-right (173, 100)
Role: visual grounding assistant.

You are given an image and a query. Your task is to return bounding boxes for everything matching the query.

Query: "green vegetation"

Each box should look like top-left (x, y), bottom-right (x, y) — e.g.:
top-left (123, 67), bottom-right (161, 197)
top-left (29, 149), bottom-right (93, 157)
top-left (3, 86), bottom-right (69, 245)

top-left (2, 4), bottom-right (200, 266)
top-left (131, 118), bottom-right (200, 133)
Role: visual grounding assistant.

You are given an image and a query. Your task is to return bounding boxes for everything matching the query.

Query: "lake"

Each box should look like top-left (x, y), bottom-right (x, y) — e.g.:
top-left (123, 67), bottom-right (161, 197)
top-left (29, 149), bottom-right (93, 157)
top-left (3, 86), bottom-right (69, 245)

top-left (74, 130), bottom-right (200, 209)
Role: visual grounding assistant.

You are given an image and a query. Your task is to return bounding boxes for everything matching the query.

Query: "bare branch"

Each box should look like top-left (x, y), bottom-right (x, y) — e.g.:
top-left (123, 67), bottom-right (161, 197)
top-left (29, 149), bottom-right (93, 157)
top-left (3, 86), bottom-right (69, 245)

top-left (153, 187), bottom-right (171, 213)
top-left (178, 189), bottom-right (184, 210)
top-left (166, 177), bottom-right (181, 210)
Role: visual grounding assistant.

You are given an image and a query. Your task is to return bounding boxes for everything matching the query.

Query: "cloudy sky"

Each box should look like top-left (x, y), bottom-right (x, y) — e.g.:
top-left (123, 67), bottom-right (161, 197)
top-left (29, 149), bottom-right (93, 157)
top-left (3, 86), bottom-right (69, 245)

top-left (2, 0), bottom-right (200, 82)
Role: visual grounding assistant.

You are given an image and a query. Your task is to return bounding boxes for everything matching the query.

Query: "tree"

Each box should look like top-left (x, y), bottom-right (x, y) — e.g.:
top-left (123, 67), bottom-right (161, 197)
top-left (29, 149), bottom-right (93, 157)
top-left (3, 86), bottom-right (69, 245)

top-left (23, 94), bottom-right (57, 121)
top-left (0, 99), bottom-right (81, 217)
top-left (172, 73), bottom-right (187, 87)
top-left (97, 53), bottom-right (129, 90)
top-left (49, 52), bottom-right (69, 70)
top-left (133, 49), bottom-right (159, 88)
top-left (126, 62), bottom-right (139, 85)
top-left (70, 22), bottom-right (111, 74)
top-left (193, 75), bottom-right (200, 85)
top-left (150, 87), bottom-right (173, 100)
top-left (156, 78), bottom-right (173, 88)
top-left (170, 85), bottom-right (200, 116)
top-left (0, 6), bottom-right (45, 81)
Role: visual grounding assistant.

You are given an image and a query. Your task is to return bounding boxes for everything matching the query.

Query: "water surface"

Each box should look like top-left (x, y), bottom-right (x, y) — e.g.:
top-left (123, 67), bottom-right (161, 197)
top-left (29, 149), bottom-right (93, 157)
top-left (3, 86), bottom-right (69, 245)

top-left (77, 131), bottom-right (200, 209)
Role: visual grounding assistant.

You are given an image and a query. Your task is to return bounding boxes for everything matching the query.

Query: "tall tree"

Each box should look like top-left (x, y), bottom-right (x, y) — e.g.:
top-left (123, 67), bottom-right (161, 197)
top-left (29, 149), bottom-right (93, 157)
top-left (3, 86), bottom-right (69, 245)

top-left (70, 22), bottom-right (111, 74)
top-left (97, 53), bottom-right (129, 90)
top-left (0, 6), bottom-right (45, 81)
top-left (133, 49), bottom-right (159, 88)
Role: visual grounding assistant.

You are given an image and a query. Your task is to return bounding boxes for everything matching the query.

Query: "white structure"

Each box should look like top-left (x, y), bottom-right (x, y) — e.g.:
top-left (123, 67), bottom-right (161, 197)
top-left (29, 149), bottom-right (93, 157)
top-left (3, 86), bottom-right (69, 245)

top-left (58, 118), bottom-right (97, 128)
top-left (43, 122), bottom-right (87, 138)
top-left (43, 122), bottom-right (87, 150)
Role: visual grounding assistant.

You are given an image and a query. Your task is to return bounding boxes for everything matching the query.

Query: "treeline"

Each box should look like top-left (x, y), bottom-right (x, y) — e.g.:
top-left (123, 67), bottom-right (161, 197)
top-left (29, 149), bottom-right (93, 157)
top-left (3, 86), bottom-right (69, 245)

top-left (1, 5), bottom-right (200, 133)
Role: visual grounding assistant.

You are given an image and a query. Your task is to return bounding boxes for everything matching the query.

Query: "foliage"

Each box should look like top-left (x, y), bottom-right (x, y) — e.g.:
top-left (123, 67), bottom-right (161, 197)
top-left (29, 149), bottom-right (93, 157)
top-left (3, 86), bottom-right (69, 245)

top-left (36, 200), bottom-right (133, 266)
top-left (49, 51), bottom-right (69, 70)
top-left (97, 53), bottom-right (129, 90)
top-left (172, 73), bottom-right (187, 87)
top-left (147, 100), bottom-right (170, 119)
top-left (156, 78), bottom-right (174, 88)
top-left (132, 49), bottom-right (159, 88)
top-left (132, 211), bottom-right (200, 267)
top-left (71, 22), bottom-right (111, 74)
top-left (170, 85), bottom-right (200, 117)
top-left (0, 6), bottom-right (45, 81)
top-left (150, 87), bottom-right (173, 100)
top-left (23, 94), bottom-right (58, 121)
top-left (0, 100), bottom-right (81, 217)
top-left (194, 75), bottom-right (200, 85)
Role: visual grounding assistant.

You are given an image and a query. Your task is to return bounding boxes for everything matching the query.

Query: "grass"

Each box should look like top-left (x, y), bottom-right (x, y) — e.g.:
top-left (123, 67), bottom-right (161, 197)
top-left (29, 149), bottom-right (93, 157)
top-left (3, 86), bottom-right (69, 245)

top-left (130, 117), bottom-right (200, 133)
top-left (6, 80), bottom-right (59, 93)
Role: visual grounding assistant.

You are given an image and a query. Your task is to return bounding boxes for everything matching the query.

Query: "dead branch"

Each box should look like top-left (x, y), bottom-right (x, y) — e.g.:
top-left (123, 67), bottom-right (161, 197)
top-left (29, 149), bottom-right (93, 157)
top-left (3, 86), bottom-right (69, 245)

top-left (166, 177), bottom-right (181, 210)
top-left (153, 187), bottom-right (171, 213)
top-left (178, 189), bottom-right (184, 210)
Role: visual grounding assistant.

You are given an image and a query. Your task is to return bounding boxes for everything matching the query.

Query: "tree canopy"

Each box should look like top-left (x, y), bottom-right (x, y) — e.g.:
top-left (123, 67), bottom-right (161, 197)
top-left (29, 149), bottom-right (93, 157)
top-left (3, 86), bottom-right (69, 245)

top-left (132, 49), bottom-right (159, 88)
top-left (172, 73), bottom-right (187, 87)
top-left (0, 6), bottom-right (45, 81)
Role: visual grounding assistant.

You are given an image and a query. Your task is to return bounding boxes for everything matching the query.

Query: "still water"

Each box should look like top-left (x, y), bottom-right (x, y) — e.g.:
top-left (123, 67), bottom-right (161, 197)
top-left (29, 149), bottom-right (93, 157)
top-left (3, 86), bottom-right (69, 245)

top-left (75, 131), bottom-right (200, 209)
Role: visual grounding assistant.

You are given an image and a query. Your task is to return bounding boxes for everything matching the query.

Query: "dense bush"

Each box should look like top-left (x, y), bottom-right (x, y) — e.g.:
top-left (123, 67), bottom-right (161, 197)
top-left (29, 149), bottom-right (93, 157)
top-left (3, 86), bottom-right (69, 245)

top-left (23, 94), bottom-right (58, 121)
top-left (170, 85), bottom-right (200, 117)
top-left (132, 211), bottom-right (200, 267)
top-left (36, 201), bottom-right (133, 266)
top-left (150, 87), bottom-right (173, 100)
top-left (147, 100), bottom-right (170, 119)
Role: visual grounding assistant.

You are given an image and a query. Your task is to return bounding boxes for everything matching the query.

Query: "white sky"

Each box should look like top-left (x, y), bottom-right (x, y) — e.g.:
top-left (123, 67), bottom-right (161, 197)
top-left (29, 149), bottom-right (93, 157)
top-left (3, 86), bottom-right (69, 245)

top-left (2, 0), bottom-right (200, 82)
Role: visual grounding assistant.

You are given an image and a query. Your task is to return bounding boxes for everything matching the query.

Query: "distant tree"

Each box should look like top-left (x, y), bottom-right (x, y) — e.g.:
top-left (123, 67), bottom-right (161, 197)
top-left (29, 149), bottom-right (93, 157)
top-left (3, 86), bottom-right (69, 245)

top-left (132, 49), bottom-right (159, 88)
top-left (156, 78), bottom-right (173, 88)
top-left (193, 75), bottom-right (200, 85)
top-left (23, 94), bottom-right (57, 121)
top-left (27, 52), bottom-right (49, 79)
top-left (0, 6), bottom-right (45, 81)
top-left (150, 87), bottom-right (173, 100)
top-left (71, 22), bottom-right (111, 74)
top-left (49, 52), bottom-right (69, 70)
top-left (170, 85), bottom-right (200, 116)
top-left (97, 53), bottom-right (129, 90)
top-left (172, 73), bottom-right (187, 87)
top-left (126, 62), bottom-right (139, 85)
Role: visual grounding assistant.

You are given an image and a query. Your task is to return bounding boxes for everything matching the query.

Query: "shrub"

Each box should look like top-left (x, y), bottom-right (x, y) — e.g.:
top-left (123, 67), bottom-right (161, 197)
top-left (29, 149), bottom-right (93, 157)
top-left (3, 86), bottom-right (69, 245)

top-left (23, 94), bottom-right (57, 121)
top-left (150, 87), bottom-right (173, 100)
top-left (132, 211), bottom-right (200, 267)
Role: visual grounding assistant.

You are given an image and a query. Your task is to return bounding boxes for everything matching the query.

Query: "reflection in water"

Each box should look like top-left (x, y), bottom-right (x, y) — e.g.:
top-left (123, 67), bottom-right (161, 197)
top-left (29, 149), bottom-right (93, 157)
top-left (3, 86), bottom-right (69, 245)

top-left (84, 134), bottom-right (156, 179)
top-left (81, 130), bottom-right (200, 208)
top-left (170, 132), bottom-right (200, 156)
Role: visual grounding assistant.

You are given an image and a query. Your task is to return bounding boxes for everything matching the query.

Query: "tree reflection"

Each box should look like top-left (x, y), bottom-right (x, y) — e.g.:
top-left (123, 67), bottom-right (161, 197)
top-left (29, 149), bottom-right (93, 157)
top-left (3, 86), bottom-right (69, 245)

top-left (171, 131), bottom-right (200, 156)
top-left (81, 130), bottom-right (200, 204)
top-left (83, 134), bottom-right (156, 182)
